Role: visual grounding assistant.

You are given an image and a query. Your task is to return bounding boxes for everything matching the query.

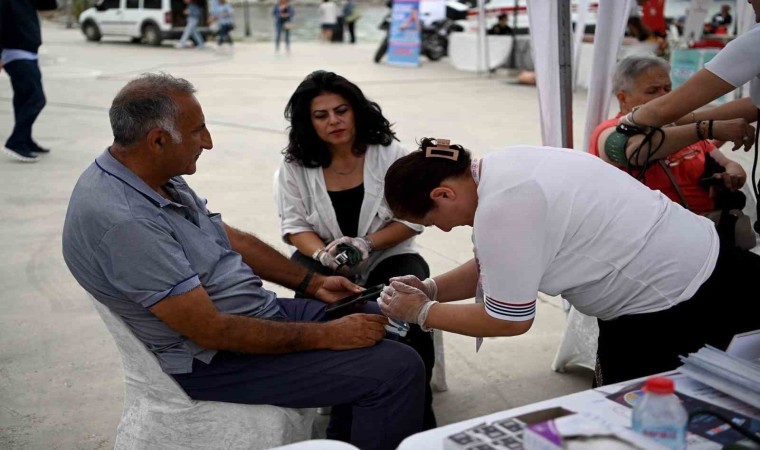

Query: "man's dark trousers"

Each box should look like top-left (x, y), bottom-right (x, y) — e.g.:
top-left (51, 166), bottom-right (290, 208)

top-left (172, 298), bottom-right (426, 450)
top-left (4, 59), bottom-right (46, 151)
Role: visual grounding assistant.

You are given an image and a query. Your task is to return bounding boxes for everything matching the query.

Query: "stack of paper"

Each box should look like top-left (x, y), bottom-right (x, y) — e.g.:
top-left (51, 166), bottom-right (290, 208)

top-left (679, 344), bottom-right (760, 409)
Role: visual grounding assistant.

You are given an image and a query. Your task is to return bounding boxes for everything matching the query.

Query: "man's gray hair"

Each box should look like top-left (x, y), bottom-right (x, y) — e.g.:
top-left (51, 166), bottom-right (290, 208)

top-left (612, 56), bottom-right (671, 94)
top-left (109, 73), bottom-right (196, 146)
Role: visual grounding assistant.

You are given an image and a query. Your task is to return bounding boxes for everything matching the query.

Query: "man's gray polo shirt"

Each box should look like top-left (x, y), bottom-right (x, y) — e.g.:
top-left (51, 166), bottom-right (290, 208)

top-left (62, 149), bottom-right (282, 374)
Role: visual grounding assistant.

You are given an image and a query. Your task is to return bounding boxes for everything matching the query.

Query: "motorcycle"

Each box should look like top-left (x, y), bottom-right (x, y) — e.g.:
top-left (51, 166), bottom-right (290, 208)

top-left (374, 5), bottom-right (463, 63)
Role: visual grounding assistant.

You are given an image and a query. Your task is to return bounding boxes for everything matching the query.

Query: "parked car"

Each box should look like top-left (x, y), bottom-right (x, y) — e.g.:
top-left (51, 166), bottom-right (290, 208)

top-left (79, 0), bottom-right (210, 46)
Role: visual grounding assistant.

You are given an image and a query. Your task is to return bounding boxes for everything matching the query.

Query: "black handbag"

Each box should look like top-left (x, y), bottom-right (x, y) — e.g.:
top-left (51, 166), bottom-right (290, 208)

top-left (659, 154), bottom-right (756, 250)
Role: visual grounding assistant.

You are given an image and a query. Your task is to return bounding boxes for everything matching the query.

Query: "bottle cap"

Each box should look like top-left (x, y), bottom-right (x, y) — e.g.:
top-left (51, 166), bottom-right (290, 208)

top-left (644, 376), bottom-right (675, 395)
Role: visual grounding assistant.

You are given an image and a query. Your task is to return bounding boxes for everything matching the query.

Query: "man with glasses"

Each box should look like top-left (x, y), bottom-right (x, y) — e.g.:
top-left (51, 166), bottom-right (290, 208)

top-left (589, 55), bottom-right (746, 215)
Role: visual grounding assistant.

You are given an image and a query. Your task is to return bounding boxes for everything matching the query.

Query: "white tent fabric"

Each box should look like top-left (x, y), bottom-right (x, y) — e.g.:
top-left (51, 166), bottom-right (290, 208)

top-left (476, 0), bottom-right (488, 72)
top-left (736, 0), bottom-right (758, 100)
top-left (682, 0), bottom-right (714, 44)
top-left (732, 4), bottom-right (760, 255)
top-left (572, 0), bottom-right (590, 91)
top-left (737, 1), bottom-right (756, 35)
top-left (581, 0), bottom-right (633, 153)
top-left (526, 0), bottom-right (563, 147)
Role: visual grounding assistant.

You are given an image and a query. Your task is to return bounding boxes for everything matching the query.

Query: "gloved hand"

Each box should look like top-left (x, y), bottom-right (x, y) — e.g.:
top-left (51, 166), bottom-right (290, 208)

top-left (378, 281), bottom-right (432, 325)
top-left (325, 236), bottom-right (372, 261)
top-left (312, 248), bottom-right (340, 271)
top-left (389, 275), bottom-right (437, 301)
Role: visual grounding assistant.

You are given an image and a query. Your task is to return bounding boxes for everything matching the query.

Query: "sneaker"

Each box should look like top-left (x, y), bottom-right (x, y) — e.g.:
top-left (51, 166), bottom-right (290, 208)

top-left (29, 141), bottom-right (51, 154)
top-left (3, 146), bottom-right (39, 163)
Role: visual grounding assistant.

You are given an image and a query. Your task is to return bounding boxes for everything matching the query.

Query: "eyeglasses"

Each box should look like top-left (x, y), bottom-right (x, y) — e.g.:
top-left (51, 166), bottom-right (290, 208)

top-left (664, 146), bottom-right (702, 167)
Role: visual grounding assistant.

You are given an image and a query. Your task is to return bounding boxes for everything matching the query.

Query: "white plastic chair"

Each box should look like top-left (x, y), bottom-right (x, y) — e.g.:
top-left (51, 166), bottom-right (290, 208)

top-left (273, 440), bottom-right (360, 450)
top-left (431, 330), bottom-right (448, 392)
top-left (90, 297), bottom-right (316, 450)
top-left (551, 304), bottom-right (598, 373)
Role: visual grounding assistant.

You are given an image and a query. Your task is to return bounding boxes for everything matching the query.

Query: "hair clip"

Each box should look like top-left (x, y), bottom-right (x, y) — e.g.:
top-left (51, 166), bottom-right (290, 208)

top-left (424, 138), bottom-right (460, 161)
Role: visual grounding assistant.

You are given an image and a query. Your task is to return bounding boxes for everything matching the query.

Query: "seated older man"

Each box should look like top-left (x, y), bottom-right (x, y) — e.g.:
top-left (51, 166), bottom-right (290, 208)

top-left (589, 55), bottom-right (747, 215)
top-left (62, 73), bottom-right (424, 450)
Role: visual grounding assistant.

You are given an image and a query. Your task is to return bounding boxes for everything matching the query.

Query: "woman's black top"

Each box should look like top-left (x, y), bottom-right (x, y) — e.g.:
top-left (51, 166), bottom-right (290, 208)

top-left (328, 183), bottom-right (364, 238)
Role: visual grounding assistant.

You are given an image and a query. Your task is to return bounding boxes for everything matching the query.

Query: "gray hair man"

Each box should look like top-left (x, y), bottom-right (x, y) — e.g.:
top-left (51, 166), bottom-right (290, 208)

top-left (62, 73), bottom-right (425, 450)
top-left (590, 55), bottom-right (747, 216)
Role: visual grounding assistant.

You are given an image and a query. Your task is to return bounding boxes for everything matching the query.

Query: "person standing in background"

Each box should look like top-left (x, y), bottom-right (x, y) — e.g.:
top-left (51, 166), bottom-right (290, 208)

top-left (177, 0), bottom-right (204, 49)
top-left (318, 0), bottom-right (338, 42)
top-left (343, 0), bottom-right (359, 44)
top-left (0, 0), bottom-right (57, 163)
top-left (210, 0), bottom-right (234, 48)
top-left (273, 0), bottom-right (294, 52)
top-left (332, 0), bottom-right (345, 42)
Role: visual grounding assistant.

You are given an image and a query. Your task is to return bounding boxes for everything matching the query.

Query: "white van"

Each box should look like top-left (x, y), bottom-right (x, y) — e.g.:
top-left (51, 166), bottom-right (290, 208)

top-left (79, 0), bottom-right (210, 46)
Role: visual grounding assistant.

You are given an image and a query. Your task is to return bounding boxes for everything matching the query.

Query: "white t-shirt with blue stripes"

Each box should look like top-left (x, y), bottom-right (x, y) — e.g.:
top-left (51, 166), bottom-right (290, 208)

top-left (473, 146), bottom-right (719, 322)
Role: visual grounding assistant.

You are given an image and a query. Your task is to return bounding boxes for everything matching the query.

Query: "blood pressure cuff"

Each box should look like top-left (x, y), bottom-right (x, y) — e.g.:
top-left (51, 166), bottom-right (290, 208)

top-left (604, 131), bottom-right (631, 167)
top-left (604, 122), bottom-right (651, 169)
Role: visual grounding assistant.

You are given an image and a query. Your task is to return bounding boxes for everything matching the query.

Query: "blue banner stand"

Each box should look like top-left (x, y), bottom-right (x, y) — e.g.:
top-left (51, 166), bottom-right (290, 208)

top-left (387, 0), bottom-right (422, 67)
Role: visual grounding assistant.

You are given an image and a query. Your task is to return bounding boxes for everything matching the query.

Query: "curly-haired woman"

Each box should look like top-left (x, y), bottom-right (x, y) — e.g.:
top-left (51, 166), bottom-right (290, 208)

top-left (275, 70), bottom-right (436, 430)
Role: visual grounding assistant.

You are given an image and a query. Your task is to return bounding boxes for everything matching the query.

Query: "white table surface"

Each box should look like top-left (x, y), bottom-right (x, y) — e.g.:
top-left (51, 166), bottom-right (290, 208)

top-left (397, 372), bottom-right (759, 450)
top-left (273, 439), bottom-right (360, 450)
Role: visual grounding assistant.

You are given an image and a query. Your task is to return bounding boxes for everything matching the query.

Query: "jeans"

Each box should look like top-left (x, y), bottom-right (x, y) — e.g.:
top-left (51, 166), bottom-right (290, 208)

top-left (173, 298), bottom-right (425, 450)
top-left (275, 21), bottom-right (290, 51)
top-left (4, 59), bottom-right (46, 151)
top-left (346, 20), bottom-right (356, 43)
top-left (291, 251), bottom-right (438, 430)
top-left (217, 24), bottom-right (233, 45)
top-left (179, 16), bottom-right (203, 47)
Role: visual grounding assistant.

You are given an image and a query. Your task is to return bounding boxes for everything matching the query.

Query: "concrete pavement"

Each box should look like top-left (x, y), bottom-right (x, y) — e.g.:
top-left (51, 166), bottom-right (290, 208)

top-left (0, 23), bottom-right (596, 449)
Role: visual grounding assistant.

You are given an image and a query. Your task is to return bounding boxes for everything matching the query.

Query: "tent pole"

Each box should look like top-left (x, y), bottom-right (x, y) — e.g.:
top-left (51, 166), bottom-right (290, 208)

top-left (558, 0), bottom-right (573, 149)
top-left (477, 0), bottom-right (486, 73)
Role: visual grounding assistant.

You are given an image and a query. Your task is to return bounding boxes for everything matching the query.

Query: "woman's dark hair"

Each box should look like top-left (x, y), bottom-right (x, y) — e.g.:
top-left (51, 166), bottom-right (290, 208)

top-left (385, 138), bottom-right (472, 219)
top-left (283, 70), bottom-right (397, 168)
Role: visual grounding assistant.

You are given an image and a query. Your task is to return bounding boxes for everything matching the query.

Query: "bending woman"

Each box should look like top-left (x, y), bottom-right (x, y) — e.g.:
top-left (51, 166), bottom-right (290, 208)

top-left (275, 70), bottom-right (436, 429)
top-left (379, 138), bottom-right (760, 385)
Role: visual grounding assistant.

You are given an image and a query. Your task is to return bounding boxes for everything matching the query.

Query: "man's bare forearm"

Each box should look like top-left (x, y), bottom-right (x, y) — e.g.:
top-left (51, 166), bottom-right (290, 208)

top-left (203, 314), bottom-right (328, 353)
top-left (150, 285), bottom-right (383, 354)
top-left (224, 223), bottom-right (318, 295)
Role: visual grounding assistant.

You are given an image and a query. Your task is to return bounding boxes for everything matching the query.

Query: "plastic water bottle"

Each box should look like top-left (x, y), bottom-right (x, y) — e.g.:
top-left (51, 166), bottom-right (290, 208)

top-left (632, 377), bottom-right (688, 450)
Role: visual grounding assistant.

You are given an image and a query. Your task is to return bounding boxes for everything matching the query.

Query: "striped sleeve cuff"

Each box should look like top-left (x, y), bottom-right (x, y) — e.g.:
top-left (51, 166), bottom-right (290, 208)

top-left (140, 274), bottom-right (201, 308)
top-left (484, 296), bottom-right (536, 322)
